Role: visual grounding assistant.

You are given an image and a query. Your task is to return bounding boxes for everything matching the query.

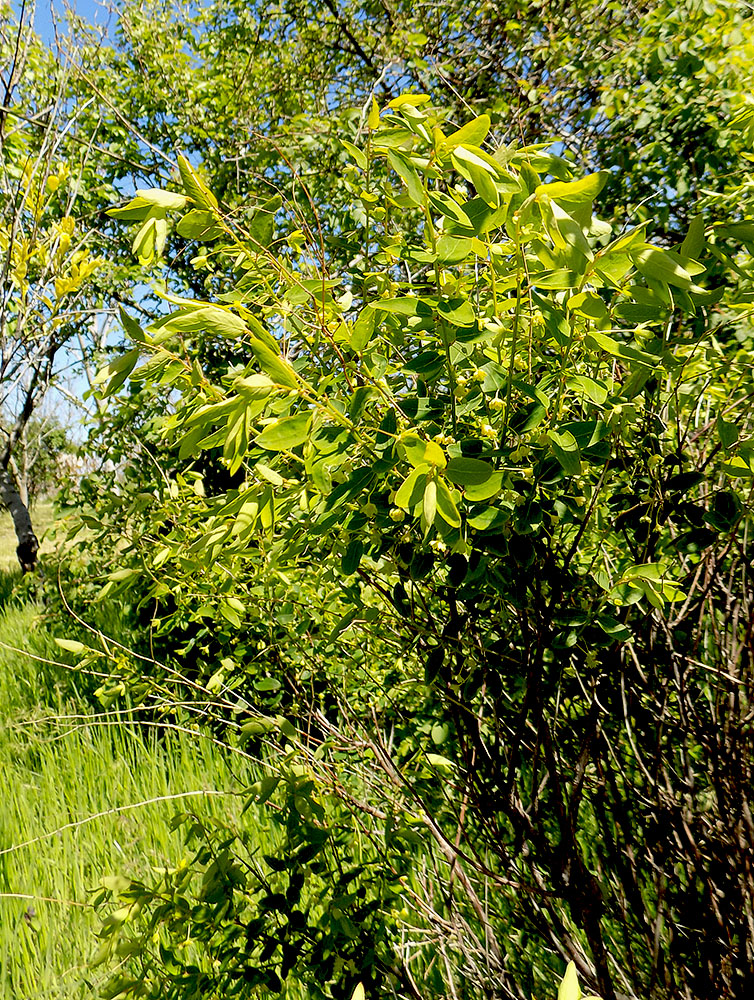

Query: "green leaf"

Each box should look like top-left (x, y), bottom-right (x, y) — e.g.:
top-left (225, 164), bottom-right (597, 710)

top-left (715, 221), bottom-right (754, 242)
top-left (426, 752), bottom-right (455, 771)
top-left (119, 306), bottom-right (146, 343)
top-left (437, 297), bottom-right (475, 326)
top-left (716, 415), bottom-right (739, 449)
top-left (537, 171), bottom-right (608, 207)
top-left (401, 434), bottom-right (447, 468)
top-left (373, 297), bottom-right (431, 317)
top-left (567, 291), bottom-right (609, 326)
top-left (132, 217), bottom-right (158, 265)
top-left (248, 194), bottom-right (281, 249)
top-left (541, 198), bottom-right (593, 260)
top-left (107, 195), bottom-right (154, 220)
top-left (446, 197), bottom-right (507, 236)
top-left (549, 429), bottom-right (581, 475)
top-left (451, 145), bottom-right (500, 207)
top-left (155, 305), bottom-right (247, 339)
top-left (176, 209), bottom-right (223, 241)
top-left (342, 538), bottom-right (363, 575)
top-left (532, 269), bottom-right (581, 289)
top-left (387, 149), bottom-right (424, 205)
top-left (249, 338), bottom-right (300, 388)
top-left (98, 348), bottom-right (140, 395)
top-left (240, 718), bottom-right (276, 742)
top-left (395, 467), bottom-right (428, 509)
top-left (436, 235), bottom-right (474, 264)
top-left (464, 472), bottom-right (504, 501)
top-left (722, 455), bottom-right (753, 478)
top-left (567, 375), bottom-right (608, 405)
top-left (427, 191), bottom-right (473, 228)
top-left (388, 94), bottom-right (430, 108)
top-left (445, 457), bottom-right (494, 486)
top-left (351, 304), bottom-right (377, 350)
top-left (597, 615), bottom-right (631, 641)
top-left (255, 677), bottom-right (282, 693)
top-left (255, 414), bottom-right (311, 450)
top-left (586, 331), bottom-right (660, 369)
top-left (341, 139), bottom-right (367, 169)
top-left (631, 247), bottom-right (692, 289)
top-left (680, 214), bottom-right (705, 260)
top-left (134, 187), bottom-right (187, 210)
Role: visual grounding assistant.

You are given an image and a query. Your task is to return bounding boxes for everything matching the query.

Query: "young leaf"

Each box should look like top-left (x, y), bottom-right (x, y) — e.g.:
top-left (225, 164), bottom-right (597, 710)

top-left (388, 94), bottom-right (430, 108)
top-left (401, 434), bottom-right (446, 468)
top-left (132, 217), bottom-right (158, 265)
top-left (178, 154), bottom-right (218, 210)
top-left (395, 467), bottom-right (428, 509)
top-left (435, 478), bottom-right (461, 526)
top-left (54, 638), bottom-right (88, 654)
top-left (441, 114), bottom-right (492, 151)
top-left (387, 149), bottom-right (424, 205)
top-left (451, 146), bottom-right (499, 207)
top-left (134, 187), bottom-right (187, 210)
top-left (351, 304), bottom-right (377, 351)
top-left (558, 962), bottom-right (582, 1000)
top-left (423, 478), bottom-right (437, 525)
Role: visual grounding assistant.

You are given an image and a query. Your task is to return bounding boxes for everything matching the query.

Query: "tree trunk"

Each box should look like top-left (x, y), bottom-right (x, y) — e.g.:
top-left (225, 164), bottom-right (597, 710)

top-left (0, 465), bottom-right (38, 572)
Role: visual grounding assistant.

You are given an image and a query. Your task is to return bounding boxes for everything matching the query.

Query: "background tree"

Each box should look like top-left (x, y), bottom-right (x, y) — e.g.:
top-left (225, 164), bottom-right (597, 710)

top-left (0, 1), bottom-right (137, 569)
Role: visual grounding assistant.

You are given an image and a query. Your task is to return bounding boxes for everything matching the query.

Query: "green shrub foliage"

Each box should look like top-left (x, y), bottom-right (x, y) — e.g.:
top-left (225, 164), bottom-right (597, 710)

top-left (60, 97), bottom-right (754, 1000)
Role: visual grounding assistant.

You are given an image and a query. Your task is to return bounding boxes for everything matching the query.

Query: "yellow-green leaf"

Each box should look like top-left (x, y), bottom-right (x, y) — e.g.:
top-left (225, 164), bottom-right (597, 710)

top-left (441, 114), bottom-right (491, 151)
top-left (558, 962), bottom-right (582, 1000)
top-left (435, 478), bottom-right (461, 526)
top-left (423, 478), bottom-right (437, 525)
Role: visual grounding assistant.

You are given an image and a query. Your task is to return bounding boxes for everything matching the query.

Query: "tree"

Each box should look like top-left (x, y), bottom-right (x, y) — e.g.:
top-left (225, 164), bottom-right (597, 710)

top-left (0, 3), bottom-right (126, 569)
top-left (55, 96), bottom-right (754, 1000)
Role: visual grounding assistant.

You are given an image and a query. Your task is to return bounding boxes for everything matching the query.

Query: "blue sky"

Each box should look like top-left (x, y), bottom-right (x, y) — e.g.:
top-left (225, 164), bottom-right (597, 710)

top-left (27, 0), bottom-right (116, 45)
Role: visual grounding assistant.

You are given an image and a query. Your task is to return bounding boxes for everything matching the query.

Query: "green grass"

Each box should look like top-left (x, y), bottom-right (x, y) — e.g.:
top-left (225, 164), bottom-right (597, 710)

top-left (0, 501), bottom-right (57, 572)
top-left (0, 593), bottom-right (256, 998)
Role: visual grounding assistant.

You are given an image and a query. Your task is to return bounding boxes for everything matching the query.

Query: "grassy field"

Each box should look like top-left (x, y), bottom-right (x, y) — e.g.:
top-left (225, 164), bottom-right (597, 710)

top-left (0, 551), bottom-right (257, 997)
top-left (0, 502), bottom-right (57, 572)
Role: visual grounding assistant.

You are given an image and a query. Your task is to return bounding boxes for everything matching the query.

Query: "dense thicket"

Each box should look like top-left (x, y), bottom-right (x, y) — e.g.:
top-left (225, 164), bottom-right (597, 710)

top-left (2, 2), bottom-right (754, 999)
